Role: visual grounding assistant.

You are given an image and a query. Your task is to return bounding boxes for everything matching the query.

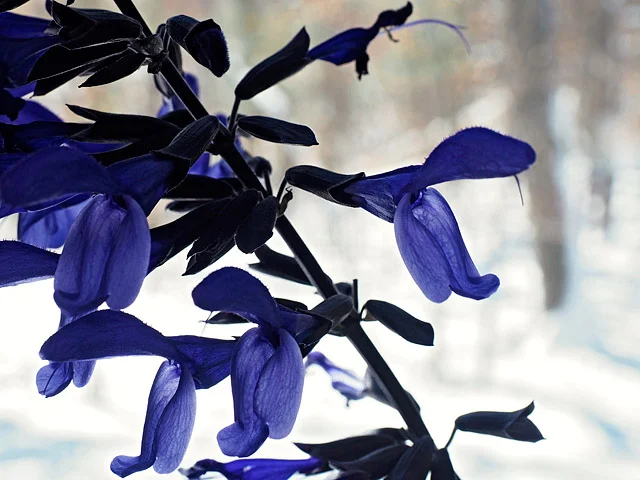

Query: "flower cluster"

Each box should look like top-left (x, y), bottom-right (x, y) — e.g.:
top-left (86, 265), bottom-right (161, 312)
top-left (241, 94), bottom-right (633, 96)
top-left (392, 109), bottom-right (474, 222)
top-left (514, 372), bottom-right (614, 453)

top-left (0, 1), bottom-right (543, 479)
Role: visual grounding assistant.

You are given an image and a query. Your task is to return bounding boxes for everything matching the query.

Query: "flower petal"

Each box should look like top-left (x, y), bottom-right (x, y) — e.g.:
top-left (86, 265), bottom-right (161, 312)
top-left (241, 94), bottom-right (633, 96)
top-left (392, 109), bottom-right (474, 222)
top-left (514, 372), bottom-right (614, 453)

top-left (192, 267), bottom-right (281, 328)
top-left (107, 154), bottom-right (178, 215)
top-left (111, 361), bottom-right (180, 478)
top-left (217, 328), bottom-right (273, 457)
top-left (153, 366), bottom-right (197, 473)
top-left (305, 351), bottom-right (364, 402)
top-left (0, 146), bottom-right (121, 208)
top-left (72, 360), bottom-right (96, 387)
top-left (18, 198), bottom-right (87, 249)
top-left (170, 335), bottom-right (235, 389)
top-left (103, 195), bottom-right (150, 310)
top-left (39, 310), bottom-right (183, 363)
top-left (308, 27), bottom-right (377, 65)
top-left (36, 362), bottom-right (73, 398)
top-left (406, 127), bottom-right (536, 192)
top-left (254, 329), bottom-right (304, 439)
top-left (394, 190), bottom-right (499, 302)
top-left (53, 195), bottom-right (124, 316)
top-left (0, 98), bottom-right (61, 124)
top-left (181, 457), bottom-right (322, 480)
top-left (343, 166), bottom-right (420, 222)
top-left (0, 240), bottom-right (59, 287)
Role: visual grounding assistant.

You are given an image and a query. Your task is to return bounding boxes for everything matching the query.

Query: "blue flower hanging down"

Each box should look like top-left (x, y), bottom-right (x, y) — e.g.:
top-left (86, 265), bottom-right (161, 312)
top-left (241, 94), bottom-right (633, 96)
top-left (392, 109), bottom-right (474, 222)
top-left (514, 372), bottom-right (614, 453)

top-left (192, 267), bottom-right (311, 457)
top-left (343, 127), bottom-right (536, 302)
top-left (39, 309), bottom-right (236, 477)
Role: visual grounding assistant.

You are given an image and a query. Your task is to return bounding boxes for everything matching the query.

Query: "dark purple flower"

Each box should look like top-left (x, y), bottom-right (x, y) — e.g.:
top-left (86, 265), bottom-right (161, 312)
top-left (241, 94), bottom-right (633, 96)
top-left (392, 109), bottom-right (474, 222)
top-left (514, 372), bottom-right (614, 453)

top-left (343, 127), bottom-right (535, 302)
top-left (36, 312), bottom-right (96, 397)
top-left (307, 2), bottom-right (468, 79)
top-left (53, 194), bottom-right (149, 315)
top-left (17, 197), bottom-right (87, 249)
top-left (305, 351), bottom-right (365, 403)
top-left (192, 267), bottom-right (314, 457)
top-left (39, 309), bottom-right (235, 477)
top-left (0, 145), bottom-right (180, 316)
top-left (180, 456), bottom-right (323, 480)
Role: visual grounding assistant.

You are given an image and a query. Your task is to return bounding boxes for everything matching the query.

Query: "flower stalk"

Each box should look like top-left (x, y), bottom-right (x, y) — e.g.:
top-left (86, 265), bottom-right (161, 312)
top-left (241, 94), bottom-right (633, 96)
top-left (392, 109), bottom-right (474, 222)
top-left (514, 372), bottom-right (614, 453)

top-left (112, 0), bottom-right (430, 440)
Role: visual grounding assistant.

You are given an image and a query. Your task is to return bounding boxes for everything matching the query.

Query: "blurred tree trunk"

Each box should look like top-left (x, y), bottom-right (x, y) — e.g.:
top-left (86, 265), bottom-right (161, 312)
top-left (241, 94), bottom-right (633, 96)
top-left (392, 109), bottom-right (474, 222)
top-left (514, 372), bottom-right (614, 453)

top-left (574, 0), bottom-right (618, 231)
top-left (507, 0), bottom-right (567, 310)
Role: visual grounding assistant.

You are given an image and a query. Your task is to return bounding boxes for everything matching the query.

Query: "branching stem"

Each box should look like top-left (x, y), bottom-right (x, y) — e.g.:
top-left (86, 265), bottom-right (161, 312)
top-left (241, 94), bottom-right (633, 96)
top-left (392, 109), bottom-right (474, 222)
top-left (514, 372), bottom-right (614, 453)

top-left (114, 0), bottom-right (430, 440)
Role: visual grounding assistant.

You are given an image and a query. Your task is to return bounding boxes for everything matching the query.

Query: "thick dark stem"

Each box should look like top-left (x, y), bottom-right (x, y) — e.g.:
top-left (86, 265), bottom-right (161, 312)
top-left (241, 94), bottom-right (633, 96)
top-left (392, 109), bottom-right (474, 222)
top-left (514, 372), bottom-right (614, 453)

top-left (114, 0), bottom-right (430, 440)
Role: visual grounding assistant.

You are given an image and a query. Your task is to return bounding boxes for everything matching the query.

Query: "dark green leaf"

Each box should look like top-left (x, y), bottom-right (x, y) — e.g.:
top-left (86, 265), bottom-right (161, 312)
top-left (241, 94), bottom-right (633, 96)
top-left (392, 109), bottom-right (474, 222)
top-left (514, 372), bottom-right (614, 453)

top-left (249, 245), bottom-right (312, 286)
top-left (154, 115), bottom-right (219, 164)
top-left (387, 436), bottom-right (435, 480)
top-left (363, 300), bottom-right (434, 347)
top-left (311, 294), bottom-right (354, 326)
top-left (295, 434), bottom-right (400, 463)
top-left (79, 51), bottom-right (145, 87)
top-left (27, 41), bottom-right (129, 81)
top-left (237, 116), bottom-right (318, 146)
top-left (235, 196), bottom-right (278, 253)
top-left (455, 402), bottom-right (544, 443)
top-left (235, 28), bottom-right (311, 100)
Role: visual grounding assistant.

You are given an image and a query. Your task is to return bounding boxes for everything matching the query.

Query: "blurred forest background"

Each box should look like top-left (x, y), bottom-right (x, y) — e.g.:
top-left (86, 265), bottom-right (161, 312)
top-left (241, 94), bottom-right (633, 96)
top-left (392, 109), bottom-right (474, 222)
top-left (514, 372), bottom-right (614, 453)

top-left (1, 0), bottom-right (639, 479)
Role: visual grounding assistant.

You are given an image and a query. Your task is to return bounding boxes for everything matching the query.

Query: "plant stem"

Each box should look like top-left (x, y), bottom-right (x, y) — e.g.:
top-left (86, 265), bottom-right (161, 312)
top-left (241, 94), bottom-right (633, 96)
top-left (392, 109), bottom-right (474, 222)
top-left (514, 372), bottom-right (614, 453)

top-left (114, 0), bottom-right (430, 440)
top-left (445, 428), bottom-right (457, 449)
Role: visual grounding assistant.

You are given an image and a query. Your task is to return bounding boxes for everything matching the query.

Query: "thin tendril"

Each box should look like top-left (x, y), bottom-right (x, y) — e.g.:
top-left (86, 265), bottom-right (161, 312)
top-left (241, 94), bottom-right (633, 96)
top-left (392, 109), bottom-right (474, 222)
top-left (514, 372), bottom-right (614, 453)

top-left (381, 19), bottom-right (472, 54)
top-left (514, 174), bottom-right (524, 206)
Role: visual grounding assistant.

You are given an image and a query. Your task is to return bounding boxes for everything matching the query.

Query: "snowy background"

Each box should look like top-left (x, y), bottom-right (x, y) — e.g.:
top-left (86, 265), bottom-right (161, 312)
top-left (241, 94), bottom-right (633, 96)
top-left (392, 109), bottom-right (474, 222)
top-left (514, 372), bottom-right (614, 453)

top-left (1, 0), bottom-right (639, 479)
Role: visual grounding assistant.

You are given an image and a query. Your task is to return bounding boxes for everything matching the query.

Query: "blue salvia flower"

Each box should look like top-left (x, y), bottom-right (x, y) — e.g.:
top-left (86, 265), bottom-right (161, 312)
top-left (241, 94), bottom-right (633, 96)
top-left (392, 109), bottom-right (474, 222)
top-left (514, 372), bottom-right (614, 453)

top-left (305, 351), bottom-right (365, 403)
top-left (180, 456), bottom-right (324, 480)
top-left (342, 127), bottom-right (535, 302)
top-left (307, 2), bottom-right (468, 79)
top-left (36, 312), bottom-right (96, 397)
top-left (192, 267), bottom-right (318, 457)
top-left (0, 145), bottom-right (180, 316)
top-left (39, 309), bottom-right (236, 477)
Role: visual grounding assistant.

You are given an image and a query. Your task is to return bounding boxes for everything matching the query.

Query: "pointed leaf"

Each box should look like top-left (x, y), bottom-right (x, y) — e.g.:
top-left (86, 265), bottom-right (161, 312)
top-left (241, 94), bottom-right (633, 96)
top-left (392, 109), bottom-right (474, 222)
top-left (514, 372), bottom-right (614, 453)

top-left (249, 245), bottom-right (311, 286)
top-left (310, 294), bottom-right (353, 326)
top-left (455, 402), bottom-right (544, 442)
top-left (235, 28), bottom-right (311, 100)
top-left (295, 434), bottom-right (399, 463)
top-left (235, 195), bottom-right (278, 254)
top-left (27, 41), bottom-right (129, 82)
top-left (332, 444), bottom-right (409, 478)
top-left (164, 174), bottom-right (241, 200)
top-left (154, 115), bottom-right (219, 164)
top-left (185, 190), bottom-right (261, 275)
top-left (387, 436), bottom-right (435, 480)
top-left (149, 200), bottom-right (227, 272)
top-left (363, 299), bottom-right (434, 346)
top-left (79, 51), bottom-right (145, 87)
top-left (237, 116), bottom-right (318, 146)
top-left (68, 105), bottom-right (179, 143)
